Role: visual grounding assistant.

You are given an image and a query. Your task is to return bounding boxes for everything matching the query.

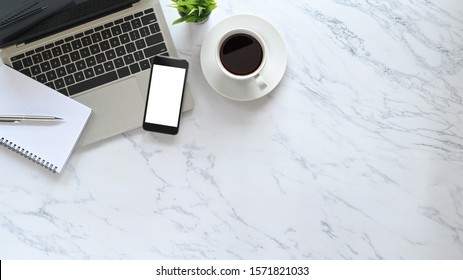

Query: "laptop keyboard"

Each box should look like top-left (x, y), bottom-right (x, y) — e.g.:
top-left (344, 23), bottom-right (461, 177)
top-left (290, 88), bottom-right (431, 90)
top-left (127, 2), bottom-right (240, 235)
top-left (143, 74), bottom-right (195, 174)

top-left (10, 8), bottom-right (168, 97)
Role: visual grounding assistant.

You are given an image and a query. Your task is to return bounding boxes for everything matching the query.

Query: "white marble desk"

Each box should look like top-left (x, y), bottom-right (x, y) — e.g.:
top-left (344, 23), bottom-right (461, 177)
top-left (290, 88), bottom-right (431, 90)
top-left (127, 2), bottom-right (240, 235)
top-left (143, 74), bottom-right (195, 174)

top-left (1, 0), bottom-right (463, 259)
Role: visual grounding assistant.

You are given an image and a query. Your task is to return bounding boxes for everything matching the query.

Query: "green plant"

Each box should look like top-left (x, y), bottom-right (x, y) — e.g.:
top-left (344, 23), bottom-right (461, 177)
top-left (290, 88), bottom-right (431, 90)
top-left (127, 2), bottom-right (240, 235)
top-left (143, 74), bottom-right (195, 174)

top-left (169, 0), bottom-right (218, 24)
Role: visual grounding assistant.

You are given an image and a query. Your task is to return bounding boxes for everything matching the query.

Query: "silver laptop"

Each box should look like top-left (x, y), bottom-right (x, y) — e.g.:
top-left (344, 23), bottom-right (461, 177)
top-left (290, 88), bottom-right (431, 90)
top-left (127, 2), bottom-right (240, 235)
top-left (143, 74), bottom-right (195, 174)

top-left (0, 0), bottom-right (194, 146)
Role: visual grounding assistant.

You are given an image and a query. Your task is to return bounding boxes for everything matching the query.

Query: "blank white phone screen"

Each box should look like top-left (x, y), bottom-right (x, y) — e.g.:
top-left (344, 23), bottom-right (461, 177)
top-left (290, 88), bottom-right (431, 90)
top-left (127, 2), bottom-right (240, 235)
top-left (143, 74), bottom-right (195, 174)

top-left (145, 64), bottom-right (186, 127)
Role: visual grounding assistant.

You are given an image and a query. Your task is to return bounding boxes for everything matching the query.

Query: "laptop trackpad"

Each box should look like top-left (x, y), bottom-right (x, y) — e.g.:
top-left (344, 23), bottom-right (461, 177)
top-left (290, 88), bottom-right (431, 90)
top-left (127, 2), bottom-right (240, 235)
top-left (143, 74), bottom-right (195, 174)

top-left (75, 78), bottom-right (145, 146)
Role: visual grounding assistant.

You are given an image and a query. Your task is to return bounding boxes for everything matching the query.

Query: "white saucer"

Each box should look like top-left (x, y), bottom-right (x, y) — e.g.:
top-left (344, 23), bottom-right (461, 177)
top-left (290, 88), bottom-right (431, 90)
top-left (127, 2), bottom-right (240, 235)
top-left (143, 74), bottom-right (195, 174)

top-left (200, 14), bottom-right (287, 101)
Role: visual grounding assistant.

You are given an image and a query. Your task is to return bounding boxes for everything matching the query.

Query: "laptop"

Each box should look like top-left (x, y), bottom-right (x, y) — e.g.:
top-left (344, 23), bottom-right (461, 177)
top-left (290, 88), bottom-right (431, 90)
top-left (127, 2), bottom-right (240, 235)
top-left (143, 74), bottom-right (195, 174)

top-left (0, 0), bottom-right (194, 146)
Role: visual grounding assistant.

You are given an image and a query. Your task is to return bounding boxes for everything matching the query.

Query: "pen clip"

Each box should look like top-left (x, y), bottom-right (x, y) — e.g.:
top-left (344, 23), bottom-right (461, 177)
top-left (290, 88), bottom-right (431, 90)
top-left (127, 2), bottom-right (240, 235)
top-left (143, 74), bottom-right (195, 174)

top-left (0, 119), bottom-right (19, 123)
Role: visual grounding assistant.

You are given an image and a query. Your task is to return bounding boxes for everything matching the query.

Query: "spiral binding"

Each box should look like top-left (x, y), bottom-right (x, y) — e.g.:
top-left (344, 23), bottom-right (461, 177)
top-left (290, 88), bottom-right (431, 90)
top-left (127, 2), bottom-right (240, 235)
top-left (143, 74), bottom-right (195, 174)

top-left (0, 137), bottom-right (58, 173)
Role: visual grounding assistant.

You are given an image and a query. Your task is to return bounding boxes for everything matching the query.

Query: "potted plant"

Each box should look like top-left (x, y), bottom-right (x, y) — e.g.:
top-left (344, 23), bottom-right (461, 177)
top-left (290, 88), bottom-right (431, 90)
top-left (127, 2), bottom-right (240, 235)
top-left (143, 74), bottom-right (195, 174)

top-left (169, 0), bottom-right (218, 24)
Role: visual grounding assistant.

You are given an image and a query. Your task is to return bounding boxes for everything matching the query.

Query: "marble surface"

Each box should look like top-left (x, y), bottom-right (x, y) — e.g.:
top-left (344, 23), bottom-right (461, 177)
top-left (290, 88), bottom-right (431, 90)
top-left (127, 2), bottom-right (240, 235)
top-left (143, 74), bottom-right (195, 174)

top-left (1, 0), bottom-right (463, 259)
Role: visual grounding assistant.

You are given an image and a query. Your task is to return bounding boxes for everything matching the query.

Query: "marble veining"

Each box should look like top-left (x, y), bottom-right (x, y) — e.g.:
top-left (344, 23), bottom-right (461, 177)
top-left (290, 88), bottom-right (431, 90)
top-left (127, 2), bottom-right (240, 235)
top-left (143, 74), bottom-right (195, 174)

top-left (1, 0), bottom-right (463, 259)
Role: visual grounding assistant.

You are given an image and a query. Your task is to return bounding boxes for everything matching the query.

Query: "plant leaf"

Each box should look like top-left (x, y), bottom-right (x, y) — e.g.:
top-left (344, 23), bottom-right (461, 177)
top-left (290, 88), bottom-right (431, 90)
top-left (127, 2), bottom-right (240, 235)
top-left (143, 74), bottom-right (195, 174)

top-left (169, 0), bottom-right (217, 24)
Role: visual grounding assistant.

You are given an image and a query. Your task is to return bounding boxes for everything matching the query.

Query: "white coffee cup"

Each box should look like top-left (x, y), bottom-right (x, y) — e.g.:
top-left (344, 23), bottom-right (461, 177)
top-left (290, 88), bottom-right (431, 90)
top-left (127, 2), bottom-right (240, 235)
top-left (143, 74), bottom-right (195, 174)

top-left (216, 28), bottom-right (268, 90)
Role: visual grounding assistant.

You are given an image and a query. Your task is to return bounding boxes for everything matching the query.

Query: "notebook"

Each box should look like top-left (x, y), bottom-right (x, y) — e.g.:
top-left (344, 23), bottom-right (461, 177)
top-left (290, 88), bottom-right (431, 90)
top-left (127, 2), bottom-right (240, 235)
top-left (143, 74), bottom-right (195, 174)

top-left (0, 64), bottom-right (92, 173)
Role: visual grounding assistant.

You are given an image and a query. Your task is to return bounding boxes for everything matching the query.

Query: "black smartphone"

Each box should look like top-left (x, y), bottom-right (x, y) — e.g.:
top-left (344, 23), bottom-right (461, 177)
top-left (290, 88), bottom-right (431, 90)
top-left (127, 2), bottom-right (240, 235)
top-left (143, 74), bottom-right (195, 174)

top-left (143, 56), bottom-right (189, 135)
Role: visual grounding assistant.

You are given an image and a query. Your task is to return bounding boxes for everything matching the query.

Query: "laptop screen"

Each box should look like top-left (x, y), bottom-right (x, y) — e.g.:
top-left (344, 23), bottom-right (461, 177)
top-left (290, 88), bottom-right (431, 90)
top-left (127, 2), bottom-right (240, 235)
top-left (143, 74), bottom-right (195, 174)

top-left (0, 0), bottom-right (137, 48)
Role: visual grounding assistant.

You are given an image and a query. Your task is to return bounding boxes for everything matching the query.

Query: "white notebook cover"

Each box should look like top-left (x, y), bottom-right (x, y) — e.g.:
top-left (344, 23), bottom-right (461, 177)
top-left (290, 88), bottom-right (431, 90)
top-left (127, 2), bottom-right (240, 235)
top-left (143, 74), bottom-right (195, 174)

top-left (0, 64), bottom-right (92, 173)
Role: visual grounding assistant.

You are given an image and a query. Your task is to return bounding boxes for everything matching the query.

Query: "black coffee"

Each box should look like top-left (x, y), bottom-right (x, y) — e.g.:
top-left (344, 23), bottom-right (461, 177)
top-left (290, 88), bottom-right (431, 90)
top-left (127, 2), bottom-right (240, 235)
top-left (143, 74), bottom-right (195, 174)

top-left (219, 33), bottom-right (263, 76)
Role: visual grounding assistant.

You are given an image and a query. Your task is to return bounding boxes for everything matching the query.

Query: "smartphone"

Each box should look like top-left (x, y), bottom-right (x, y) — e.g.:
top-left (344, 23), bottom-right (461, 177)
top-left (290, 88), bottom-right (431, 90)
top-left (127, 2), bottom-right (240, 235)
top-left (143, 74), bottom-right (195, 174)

top-left (143, 56), bottom-right (189, 135)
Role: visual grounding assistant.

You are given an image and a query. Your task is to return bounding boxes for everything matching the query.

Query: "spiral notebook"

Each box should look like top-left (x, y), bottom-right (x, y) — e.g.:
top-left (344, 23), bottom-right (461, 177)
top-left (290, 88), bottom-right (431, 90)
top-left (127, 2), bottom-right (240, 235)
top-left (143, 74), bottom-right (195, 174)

top-left (0, 64), bottom-right (92, 173)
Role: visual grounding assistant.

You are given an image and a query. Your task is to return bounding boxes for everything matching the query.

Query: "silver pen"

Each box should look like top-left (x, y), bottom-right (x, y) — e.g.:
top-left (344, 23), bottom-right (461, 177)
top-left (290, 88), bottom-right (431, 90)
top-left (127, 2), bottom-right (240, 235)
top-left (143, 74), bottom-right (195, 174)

top-left (0, 114), bottom-right (63, 123)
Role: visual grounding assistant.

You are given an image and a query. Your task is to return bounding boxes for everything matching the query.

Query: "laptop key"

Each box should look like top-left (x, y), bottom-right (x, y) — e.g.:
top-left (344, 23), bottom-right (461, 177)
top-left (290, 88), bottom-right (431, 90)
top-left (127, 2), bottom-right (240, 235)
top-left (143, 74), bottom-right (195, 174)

top-left (11, 54), bottom-right (25, 62)
top-left (60, 54), bottom-right (71, 65)
top-left (123, 54), bottom-right (134, 65)
top-left (40, 61), bottom-right (51, 72)
top-left (52, 46), bottom-right (62, 56)
top-left (32, 53), bottom-right (43, 64)
top-left (144, 8), bottom-right (154, 14)
top-left (109, 37), bottom-right (120, 48)
top-left (80, 47), bottom-right (91, 58)
top-left (76, 60), bottom-right (86, 70)
top-left (82, 36), bottom-right (92, 46)
top-left (101, 29), bottom-right (112, 39)
top-left (46, 70), bottom-right (57, 81)
top-left (91, 33), bottom-right (102, 43)
top-left (144, 43), bottom-right (167, 57)
top-left (100, 40), bottom-right (110, 51)
top-left (140, 27), bottom-right (150, 37)
top-left (56, 67), bottom-right (67, 77)
top-left (135, 39), bottom-right (146, 50)
top-left (141, 14), bottom-right (156, 25)
top-left (125, 42), bottom-right (136, 53)
top-left (114, 58), bottom-right (124, 68)
top-left (74, 71), bottom-right (85, 82)
top-left (64, 75), bottom-right (75, 86)
top-left (129, 30), bottom-right (140, 41)
top-left (111, 25), bottom-right (122, 36)
top-left (42, 50), bottom-right (53, 60)
top-left (66, 63), bottom-right (77, 74)
top-left (12, 60), bottom-right (23, 70)
top-left (94, 65), bottom-right (105, 75)
top-left (84, 68), bottom-right (95, 79)
top-left (62, 43), bottom-right (72, 53)
top-left (22, 57), bottom-right (33, 68)
top-left (90, 44), bottom-right (101, 55)
top-left (50, 58), bottom-right (61, 68)
top-left (145, 33), bottom-right (163, 46)
top-left (117, 66), bottom-right (130, 78)
top-left (54, 78), bottom-right (65, 89)
top-left (31, 65), bottom-right (41, 76)
top-left (95, 53), bottom-right (106, 63)
top-left (104, 61), bottom-right (115, 72)
top-left (140, 59), bottom-right (150, 70)
top-left (105, 49), bottom-right (116, 60)
top-left (68, 71), bottom-right (118, 96)
top-left (121, 22), bottom-right (132, 32)
top-left (129, 63), bottom-right (141, 74)
top-left (71, 39), bottom-right (82, 50)
top-left (115, 46), bottom-right (126, 57)
top-left (86, 56), bottom-right (97, 67)
top-left (120, 33), bottom-right (130, 44)
top-left (36, 74), bottom-right (47, 83)
top-left (131, 18), bottom-right (142, 29)
top-left (70, 51), bottom-right (81, 61)
top-left (134, 51), bottom-right (144, 61)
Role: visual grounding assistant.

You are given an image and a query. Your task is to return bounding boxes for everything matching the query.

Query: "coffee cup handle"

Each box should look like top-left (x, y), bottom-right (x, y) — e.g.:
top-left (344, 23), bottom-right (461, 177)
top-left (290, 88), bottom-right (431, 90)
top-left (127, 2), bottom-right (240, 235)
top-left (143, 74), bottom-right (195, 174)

top-left (253, 73), bottom-right (267, 90)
